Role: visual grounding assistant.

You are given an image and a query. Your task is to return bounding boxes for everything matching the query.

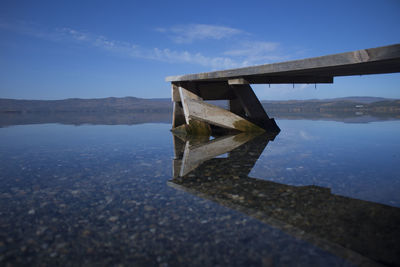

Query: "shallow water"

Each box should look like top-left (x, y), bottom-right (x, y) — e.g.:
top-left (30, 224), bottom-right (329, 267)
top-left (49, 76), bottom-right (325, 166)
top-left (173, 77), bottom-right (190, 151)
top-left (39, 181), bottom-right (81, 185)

top-left (0, 118), bottom-right (399, 266)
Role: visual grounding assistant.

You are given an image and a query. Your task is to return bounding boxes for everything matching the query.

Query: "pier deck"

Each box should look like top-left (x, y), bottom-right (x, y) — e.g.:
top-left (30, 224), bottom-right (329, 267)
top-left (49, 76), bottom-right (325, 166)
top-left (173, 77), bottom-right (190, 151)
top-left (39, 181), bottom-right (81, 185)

top-left (166, 44), bottom-right (400, 134)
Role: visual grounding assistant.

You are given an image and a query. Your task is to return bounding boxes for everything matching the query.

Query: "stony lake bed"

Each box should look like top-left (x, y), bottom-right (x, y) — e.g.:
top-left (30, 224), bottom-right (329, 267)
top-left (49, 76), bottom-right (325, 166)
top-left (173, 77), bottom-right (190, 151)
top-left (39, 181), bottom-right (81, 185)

top-left (0, 116), bottom-right (400, 266)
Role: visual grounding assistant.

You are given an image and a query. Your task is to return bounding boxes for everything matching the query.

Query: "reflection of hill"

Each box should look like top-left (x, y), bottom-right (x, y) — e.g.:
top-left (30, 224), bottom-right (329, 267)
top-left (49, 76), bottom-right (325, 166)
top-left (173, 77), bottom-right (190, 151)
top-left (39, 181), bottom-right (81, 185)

top-left (1, 110), bottom-right (399, 127)
top-left (262, 99), bottom-right (400, 122)
top-left (0, 112), bottom-right (171, 127)
top-left (267, 111), bottom-right (400, 122)
top-left (0, 97), bottom-right (173, 127)
top-left (262, 98), bottom-right (400, 112)
top-left (0, 97), bottom-right (171, 113)
top-left (169, 133), bottom-right (400, 266)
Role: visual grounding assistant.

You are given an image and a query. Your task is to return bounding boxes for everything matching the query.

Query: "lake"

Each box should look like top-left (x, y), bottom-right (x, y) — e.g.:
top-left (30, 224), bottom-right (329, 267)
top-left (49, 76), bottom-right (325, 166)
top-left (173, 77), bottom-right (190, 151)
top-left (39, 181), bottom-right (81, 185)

top-left (0, 115), bottom-right (399, 266)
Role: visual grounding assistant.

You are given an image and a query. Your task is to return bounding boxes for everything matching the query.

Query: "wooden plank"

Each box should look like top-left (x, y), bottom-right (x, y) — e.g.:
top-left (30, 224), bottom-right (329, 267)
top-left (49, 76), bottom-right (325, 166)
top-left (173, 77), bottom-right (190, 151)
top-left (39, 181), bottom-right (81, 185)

top-left (231, 84), bottom-right (280, 132)
top-left (228, 78), bottom-right (249, 85)
top-left (178, 86), bottom-right (211, 135)
top-left (178, 81), bottom-right (235, 100)
top-left (229, 98), bottom-right (246, 117)
top-left (179, 86), bottom-right (203, 124)
top-left (181, 96), bottom-right (265, 132)
top-left (197, 82), bottom-right (235, 100)
top-left (245, 75), bottom-right (333, 84)
top-left (171, 84), bottom-right (181, 102)
top-left (231, 84), bottom-right (270, 119)
top-left (166, 44), bottom-right (400, 83)
top-left (172, 102), bottom-right (185, 128)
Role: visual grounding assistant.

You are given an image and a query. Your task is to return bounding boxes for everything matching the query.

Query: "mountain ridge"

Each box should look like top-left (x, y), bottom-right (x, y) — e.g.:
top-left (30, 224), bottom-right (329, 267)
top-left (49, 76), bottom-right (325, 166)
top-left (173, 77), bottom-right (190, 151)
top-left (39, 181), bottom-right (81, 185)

top-left (0, 96), bottom-right (399, 113)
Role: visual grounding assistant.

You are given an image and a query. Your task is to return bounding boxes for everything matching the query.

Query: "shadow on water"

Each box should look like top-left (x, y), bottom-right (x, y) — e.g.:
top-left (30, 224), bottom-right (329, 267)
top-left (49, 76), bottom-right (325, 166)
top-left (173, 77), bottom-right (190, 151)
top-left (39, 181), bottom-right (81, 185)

top-left (169, 132), bottom-right (400, 266)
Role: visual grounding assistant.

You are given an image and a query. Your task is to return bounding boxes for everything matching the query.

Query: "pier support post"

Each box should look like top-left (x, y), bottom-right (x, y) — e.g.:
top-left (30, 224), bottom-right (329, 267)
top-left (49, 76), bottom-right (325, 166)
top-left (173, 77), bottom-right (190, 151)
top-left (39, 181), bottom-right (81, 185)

top-left (171, 82), bottom-right (279, 135)
top-left (171, 84), bottom-right (211, 136)
top-left (230, 84), bottom-right (280, 132)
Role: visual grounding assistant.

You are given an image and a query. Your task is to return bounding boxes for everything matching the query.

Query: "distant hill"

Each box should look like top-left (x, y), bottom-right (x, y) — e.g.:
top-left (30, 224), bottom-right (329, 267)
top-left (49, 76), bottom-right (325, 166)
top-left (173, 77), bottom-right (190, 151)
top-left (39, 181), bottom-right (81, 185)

top-left (261, 97), bottom-right (400, 113)
top-left (262, 96), bottom-right (392, 104)
top-left (0, 96), bottom-right (399, 115)
top-left (319, 96), bottom-right (389, 103)
top-left (0, 97), bottom-right (172, 113)
top-left (1, 96), bottom-right (400, 126)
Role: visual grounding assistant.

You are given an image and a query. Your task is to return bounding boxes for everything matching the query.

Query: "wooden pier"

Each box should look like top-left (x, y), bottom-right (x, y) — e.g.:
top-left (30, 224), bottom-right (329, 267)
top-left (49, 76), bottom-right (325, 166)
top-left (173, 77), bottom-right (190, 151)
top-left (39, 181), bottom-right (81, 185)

top-left (166, 44), bottom-right (400, 135)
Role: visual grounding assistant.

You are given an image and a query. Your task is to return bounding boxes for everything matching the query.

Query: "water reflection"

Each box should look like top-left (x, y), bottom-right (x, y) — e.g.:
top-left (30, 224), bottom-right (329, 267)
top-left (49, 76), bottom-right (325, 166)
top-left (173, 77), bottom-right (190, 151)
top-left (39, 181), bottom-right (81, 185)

top-left (169, 132), bottom-right (400, 266)
top-left (0, 112), bottom-right (171, 127)
top-left (1, 110), bottom-right (399, 128)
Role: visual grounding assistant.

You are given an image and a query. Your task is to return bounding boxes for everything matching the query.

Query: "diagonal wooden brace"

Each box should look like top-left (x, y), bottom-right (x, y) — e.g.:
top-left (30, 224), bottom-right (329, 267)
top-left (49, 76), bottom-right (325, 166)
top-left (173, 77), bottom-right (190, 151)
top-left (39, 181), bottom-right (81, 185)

top-left (172, 86), bottom-right (265, 134)
top-left (230, 84), bottom-right (280, 132)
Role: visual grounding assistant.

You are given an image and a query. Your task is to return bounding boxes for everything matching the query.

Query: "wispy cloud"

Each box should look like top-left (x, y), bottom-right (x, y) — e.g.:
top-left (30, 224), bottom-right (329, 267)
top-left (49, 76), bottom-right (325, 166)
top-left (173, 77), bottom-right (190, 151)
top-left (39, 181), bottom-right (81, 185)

top-left (56, 27), bottom-right (241, 69)
top-left (151, 48), bottom-right (241, 69)
top-left (1, 20), bottom-right (287, 69)
top-left (156, 24), bottom-right (242, 44)
top-left (224, 41), bottom-right (285, 65)
top-left (225, 41), bottom-right (278, 56)
top-left (0, 20), bottom-right (61, 40)
top-left (61, 28), bottom-right (89, 41)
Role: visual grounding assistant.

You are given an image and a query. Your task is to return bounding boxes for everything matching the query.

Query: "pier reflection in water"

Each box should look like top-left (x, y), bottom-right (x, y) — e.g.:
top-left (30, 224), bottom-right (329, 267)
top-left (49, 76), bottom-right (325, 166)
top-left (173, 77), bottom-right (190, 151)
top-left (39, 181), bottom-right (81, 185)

top-left (169, 132), bottom-right (400, 266)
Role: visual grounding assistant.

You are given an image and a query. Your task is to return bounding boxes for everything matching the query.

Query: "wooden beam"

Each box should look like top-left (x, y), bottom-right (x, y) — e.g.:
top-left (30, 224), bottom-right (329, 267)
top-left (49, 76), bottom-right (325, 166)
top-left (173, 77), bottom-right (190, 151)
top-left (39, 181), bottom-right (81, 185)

top-left (230, 84), bottom-right (280, 132)
top-left (179, 86), bottom-right (202, 124)
top-left (177, 86), bottom-right (211, 136)
top-left (196, 82), bottom-right (235, 100)
top-left (172, 102), bottom-right (186, 129)
top-left (179, 95), bottom-right (264, 132)
top-left (166, 44), bottom-right (400, 83)
top-left (171, 84), bottom-right (181, 102)
top-left (228, 78), bottom-right (249, 85)
top-left (229, 98), bottom-right (246, 117)
top-left (245, 75), bottom-right (333, 84)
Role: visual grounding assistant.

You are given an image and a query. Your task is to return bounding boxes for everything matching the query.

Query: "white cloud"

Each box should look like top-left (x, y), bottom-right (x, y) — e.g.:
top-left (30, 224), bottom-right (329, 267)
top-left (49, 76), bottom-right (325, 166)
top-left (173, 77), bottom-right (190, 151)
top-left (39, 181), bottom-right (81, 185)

top-left (0, 20), bottom-right (61, 41)
top-left (1, 21), bottom-right (287, 70)
top-left (225, 41), bottom-right (278, 56)
top-left (57, 27), bottom-right (242, 69)
top-left (150, 48), bottom-right (241, 69)
top-left (156, 24), bottom-right (242, 43)
top-left (224, 41), bottom-right (285, 65)
top-left (61, 28), bottom-right (88, 41)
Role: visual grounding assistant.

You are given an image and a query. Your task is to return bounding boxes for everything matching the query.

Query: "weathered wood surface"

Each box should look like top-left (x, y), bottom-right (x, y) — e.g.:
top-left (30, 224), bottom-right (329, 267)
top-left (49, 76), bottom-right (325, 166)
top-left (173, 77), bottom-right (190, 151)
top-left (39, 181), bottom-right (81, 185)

top-left (171, 84), bottom-right (181, 102)
top-left (231, 84), bottom-right (279, 131)
top-left (229, 98), bottom-right (246, 117)
top-left (166, 44), bottom-right (400, 83)
top-left (172, 102), bottom-right (185, 128)
top-left (228, 78), bottom-right (249, 85)
top-left (179, 86), bottom-right (202, 124)
top-left (178, 87), bottom-right (264, 132)
top-left (176, 86), bottom-right (211, 135)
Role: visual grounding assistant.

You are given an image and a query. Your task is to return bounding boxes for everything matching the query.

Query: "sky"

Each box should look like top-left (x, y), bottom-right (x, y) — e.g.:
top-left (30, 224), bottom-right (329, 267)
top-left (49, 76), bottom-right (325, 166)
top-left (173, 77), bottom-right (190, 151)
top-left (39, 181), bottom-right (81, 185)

top-left (0, 0), bottom-right (399, 100)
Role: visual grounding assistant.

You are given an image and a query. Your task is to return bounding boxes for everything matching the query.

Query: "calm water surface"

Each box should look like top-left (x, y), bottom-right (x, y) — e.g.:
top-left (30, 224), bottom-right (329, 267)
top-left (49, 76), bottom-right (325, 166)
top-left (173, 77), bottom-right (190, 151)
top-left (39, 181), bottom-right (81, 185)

top-left (0, 118), bottom-right (399, 266)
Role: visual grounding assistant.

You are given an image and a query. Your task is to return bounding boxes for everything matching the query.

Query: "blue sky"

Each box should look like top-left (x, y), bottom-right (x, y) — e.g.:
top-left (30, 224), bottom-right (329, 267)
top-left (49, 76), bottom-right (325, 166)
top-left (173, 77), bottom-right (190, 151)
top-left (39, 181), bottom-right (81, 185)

top-left (1, 0), bottom-right (399, 100)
